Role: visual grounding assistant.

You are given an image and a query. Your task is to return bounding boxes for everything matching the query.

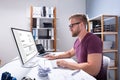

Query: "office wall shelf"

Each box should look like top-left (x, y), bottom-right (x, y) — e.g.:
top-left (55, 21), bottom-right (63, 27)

top-left (88, 14), bottom-right (118, 80)
top-left (30, 6), bottom-right (57, 52)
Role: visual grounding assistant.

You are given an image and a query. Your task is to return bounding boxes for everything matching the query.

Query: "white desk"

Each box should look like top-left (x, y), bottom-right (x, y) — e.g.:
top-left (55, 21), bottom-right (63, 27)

top-left (0, 59), bottom-right (30, 80)
top-left (26, 58), bottom-right (77, 80)
top-left (0, 52), bottom-right (96, 80)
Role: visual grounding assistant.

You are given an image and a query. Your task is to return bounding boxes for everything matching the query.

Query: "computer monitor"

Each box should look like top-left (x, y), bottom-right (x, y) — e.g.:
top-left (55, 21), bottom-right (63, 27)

top-left (11, 28), bottom-right (39, 68)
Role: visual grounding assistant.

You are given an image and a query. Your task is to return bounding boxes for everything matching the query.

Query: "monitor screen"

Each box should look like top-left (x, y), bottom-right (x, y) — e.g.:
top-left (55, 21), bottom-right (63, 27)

top-left (11, 28), bottom-right (38, 67)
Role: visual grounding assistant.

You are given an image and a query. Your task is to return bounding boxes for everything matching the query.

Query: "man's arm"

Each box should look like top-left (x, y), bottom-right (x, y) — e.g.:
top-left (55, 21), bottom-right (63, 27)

top-left (44, 48), bottom-right (75, 60)
top-left (56, 48), bottom-right (75, 59)
top-left (57, 53), bottom-right (102, 76)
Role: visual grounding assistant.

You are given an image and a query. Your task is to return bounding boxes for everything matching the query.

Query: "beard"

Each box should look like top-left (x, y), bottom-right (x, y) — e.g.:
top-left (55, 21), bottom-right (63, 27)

top-left (72, 32), bottom-right (78, 37)
top-left (72, 29), bottom-right (80, 37)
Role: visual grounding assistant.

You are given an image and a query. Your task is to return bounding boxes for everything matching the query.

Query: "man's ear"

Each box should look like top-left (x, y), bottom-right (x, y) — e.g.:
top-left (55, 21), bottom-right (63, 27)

top-left (79, 22), bottom-right (83, 28)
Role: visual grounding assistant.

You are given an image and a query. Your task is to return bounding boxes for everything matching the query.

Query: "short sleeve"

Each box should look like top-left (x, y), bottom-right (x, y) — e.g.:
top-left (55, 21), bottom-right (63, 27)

top-left (87, 35), bottom-right (103, 54)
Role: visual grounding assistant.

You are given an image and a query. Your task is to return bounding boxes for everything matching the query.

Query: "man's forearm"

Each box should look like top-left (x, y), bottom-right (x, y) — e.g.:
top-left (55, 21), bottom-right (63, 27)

top-left (55, 51), bottom-right (72, 59)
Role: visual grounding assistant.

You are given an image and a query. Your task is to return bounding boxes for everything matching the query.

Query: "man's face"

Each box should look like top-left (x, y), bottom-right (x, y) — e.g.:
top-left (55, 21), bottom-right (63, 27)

top-left (69, 19), bottom-right (81, 37)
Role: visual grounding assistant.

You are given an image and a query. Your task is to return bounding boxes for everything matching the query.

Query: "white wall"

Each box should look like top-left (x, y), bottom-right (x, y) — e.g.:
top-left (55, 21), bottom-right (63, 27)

top-left (86, 0), bottom-right (120, 18)
top-left (0, 0), bottom-right (86, 67)
top-left (0, 0), bottom-right (30, 67)
top-left (56, 0), bottom-right (86, 51)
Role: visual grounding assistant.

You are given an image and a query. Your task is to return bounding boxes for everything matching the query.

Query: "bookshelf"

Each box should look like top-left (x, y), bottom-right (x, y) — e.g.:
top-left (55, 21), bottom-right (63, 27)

top-left (0, 60), bottom-right (1, 65)
top-left (30, 6), bottom-right (57, 52)
top-left (88, 14), bottom-right (118, 80)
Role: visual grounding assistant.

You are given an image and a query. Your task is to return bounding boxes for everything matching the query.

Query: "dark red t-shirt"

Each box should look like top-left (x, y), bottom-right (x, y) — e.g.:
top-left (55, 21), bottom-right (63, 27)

top-left (74, 33), bottom-right (106, 80)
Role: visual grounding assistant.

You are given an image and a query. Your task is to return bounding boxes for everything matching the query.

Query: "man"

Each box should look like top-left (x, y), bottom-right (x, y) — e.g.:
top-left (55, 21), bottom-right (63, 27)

top-left (44, 14), bottom-right (106, 80)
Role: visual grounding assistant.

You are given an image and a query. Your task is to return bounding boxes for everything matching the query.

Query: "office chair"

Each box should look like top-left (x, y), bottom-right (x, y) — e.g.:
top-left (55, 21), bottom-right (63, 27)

top-left (103, 56), bottom-right (111, 80)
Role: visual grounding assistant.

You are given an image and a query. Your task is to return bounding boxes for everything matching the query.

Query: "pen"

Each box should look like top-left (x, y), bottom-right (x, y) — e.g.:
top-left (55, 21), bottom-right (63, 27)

top-left (71, 70), bottom-right (80, 76)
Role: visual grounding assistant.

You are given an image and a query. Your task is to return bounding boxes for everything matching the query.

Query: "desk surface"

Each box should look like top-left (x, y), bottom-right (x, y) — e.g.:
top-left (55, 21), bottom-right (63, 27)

top-left (26, 58), bottom-right (78, 80)
top-left (0, 52), bottom-right (96, 80)
top-left (0, 58), bottom-right (31, 80)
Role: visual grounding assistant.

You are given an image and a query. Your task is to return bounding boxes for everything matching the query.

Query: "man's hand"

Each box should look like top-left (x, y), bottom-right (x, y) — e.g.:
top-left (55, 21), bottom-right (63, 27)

top-left (57, 59), bottom-right (68, 68)
top-left (44, 54), bottom-right (56, 60)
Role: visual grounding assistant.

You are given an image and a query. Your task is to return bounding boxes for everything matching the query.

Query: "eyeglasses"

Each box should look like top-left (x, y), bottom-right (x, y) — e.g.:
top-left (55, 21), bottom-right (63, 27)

top-left (69, 22), bottom-right (81, 28)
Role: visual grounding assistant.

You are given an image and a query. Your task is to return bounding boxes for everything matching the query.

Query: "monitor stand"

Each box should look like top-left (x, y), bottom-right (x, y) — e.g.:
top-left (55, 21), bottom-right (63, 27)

top-left (22, 62), bottom-right (38, 68)
top-left (22, 57), bottom-right (40, 68)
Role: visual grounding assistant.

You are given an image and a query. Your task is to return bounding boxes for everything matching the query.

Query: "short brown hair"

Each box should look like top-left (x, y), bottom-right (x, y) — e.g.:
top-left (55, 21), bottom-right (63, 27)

top-left (69, 14), bottom-right (88, 25)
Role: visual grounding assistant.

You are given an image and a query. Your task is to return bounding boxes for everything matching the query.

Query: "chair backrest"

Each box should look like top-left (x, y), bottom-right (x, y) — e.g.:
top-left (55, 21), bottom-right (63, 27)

top-left (103, 56), bottom-right (110, 80)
